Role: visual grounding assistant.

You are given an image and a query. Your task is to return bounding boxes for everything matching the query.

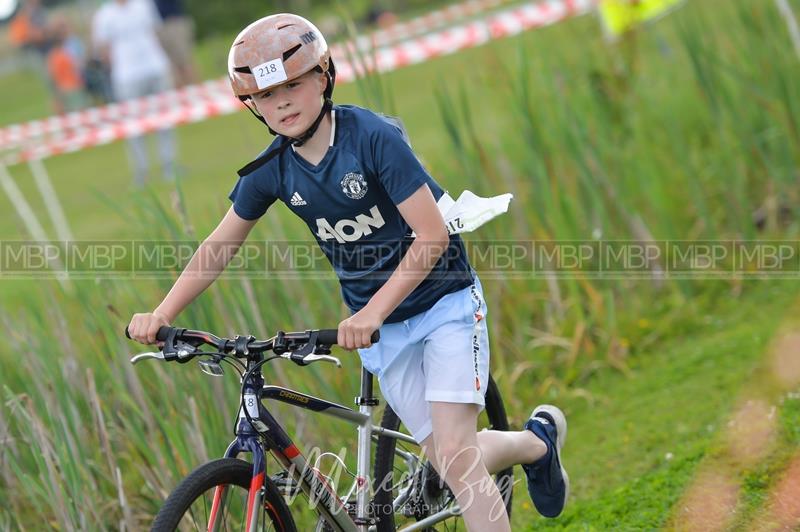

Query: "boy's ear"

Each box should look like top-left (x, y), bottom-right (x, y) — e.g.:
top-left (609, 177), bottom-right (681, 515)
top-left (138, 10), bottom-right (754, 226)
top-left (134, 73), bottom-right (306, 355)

top-left (320, 72), bottom-right (329, 95)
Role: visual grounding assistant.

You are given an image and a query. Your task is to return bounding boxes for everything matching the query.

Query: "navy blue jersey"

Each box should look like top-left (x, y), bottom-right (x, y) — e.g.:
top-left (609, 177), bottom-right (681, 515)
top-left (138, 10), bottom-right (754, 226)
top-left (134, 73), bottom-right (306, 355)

top-left (228, 105), bottom-right (472, 323)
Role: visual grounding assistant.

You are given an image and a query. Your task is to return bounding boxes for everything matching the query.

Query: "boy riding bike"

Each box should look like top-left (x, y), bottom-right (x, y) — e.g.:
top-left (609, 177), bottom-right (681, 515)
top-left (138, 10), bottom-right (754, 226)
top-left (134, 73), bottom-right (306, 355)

top-left (127, 13), bottom-right (568, 529)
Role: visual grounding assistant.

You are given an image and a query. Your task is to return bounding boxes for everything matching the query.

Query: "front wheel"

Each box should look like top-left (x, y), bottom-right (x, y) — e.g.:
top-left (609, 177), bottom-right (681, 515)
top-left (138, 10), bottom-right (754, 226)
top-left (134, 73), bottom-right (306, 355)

top-left (372, 374), bottom-right (514, 531)
top-left (151, 458), bottom-right (297, 532)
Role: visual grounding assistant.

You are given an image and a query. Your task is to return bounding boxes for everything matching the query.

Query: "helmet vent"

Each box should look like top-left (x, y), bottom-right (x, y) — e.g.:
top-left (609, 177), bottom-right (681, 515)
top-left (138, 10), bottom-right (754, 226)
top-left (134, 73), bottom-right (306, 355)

top-left (233, 40), bottom-right (245, 46)
top-left (233, 66), bottom-right (252, 74)
top-left (277, 23), bottom-right (295, 30)
top-left (282, 44), bottom-right (302, 61)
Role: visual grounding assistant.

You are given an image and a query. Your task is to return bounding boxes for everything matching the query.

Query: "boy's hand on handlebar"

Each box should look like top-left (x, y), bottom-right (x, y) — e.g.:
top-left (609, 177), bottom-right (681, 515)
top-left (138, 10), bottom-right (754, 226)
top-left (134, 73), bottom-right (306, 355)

top-left (127, 311), bottom-right (171, 345)
top-left (338, 308), bottom-right (383, 350)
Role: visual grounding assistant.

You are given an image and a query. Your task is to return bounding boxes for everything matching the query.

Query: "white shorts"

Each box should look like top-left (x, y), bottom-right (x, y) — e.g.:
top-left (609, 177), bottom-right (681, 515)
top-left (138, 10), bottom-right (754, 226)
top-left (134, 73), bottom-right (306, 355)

top-left (358, 275), bottom-right (490, 443)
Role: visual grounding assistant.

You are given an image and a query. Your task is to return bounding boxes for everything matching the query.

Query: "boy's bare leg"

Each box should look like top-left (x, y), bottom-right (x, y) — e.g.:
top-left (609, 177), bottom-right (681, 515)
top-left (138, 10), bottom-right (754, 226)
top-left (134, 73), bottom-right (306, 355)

top-left (423, 402), bottom-right (511, 532)
top-left (477, 429), bottom-right (548, 474)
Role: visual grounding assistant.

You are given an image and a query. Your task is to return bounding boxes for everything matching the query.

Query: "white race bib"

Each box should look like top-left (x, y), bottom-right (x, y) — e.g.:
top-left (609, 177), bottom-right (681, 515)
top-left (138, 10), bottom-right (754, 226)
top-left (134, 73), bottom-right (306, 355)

top-left (411, 190), bottom-right (514, 236)
top-left (253, 58), bottom-right (288, 90)
top-left (441, 190), bottom-right (514, 234)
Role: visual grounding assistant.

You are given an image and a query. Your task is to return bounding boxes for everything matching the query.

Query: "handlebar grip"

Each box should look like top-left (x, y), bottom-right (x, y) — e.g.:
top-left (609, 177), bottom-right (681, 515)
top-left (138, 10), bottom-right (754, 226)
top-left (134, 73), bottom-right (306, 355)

top-left (315, 329), bottom-right (380, 345)
top-left (155, 326), bottom-right (174, 342)
top-left (316, 329), bottom-right (339, 345)
top-left (124, 325), bottom-right (174, 342)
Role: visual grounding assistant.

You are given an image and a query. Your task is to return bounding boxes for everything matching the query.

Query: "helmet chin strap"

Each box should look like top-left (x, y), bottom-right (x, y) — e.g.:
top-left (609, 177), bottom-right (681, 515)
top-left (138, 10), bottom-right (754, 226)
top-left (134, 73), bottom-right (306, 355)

top-left (237, 97), bottom-right (332, 177)
top-left (289, 97), bottom-right (332, 147)
top-left (237, 68), bottom-right (334, 177)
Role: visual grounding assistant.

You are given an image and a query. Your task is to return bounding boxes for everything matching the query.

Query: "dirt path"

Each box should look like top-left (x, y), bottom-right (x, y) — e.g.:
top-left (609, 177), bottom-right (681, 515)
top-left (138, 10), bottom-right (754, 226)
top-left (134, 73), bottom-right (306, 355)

top-left (667, 328), bottom-right (800, 531)
top-left (753, 451), bottom-right (800, 531)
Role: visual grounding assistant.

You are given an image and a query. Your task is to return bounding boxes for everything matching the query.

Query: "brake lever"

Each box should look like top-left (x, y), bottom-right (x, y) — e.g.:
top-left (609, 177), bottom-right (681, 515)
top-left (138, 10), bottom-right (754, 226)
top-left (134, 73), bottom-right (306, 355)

top-left (282, 353), bottom-right (342, 368)
top-left (130, 352), bottom-right (165, 364)
top-left (305, 354), bottom-right (342, 367)
top-left (130, 343), bottom-right (196, 365)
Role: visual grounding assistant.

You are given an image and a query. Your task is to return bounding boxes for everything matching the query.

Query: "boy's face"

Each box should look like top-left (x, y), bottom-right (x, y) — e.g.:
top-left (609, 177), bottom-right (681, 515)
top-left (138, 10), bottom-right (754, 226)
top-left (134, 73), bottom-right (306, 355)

top-left (250, 70), bottom-right (328, 137)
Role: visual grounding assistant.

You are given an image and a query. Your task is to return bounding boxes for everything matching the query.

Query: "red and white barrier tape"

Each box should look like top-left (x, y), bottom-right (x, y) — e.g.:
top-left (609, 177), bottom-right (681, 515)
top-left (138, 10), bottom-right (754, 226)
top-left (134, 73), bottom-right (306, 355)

top-left (1, 0), bottom-right (591, 166)
top-left (0, 78), bottom-right (231, 149)
top-left (335, 0), bottom-right (591, 81)
top-left (0, 0), bottom-right (510, 150)
top-left (329, 0), bottom-right (507, 59)
top-left (8, 93), bottom-right (240, 163)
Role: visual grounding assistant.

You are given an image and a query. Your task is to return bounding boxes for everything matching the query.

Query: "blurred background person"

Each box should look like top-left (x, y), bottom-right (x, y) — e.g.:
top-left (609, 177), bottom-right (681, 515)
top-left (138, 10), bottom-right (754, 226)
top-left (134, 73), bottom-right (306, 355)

top-left (8, 0), bottom-right (58, 106)
top-left (8, 0), bottom-right (48, 59)
top-left (365, 6), bottom-right (398, 29)
top-left (83, 54), bottom-right (114, 104)
top-left (153, 0), bottom-right (197, 87)
top-left (92, 0), bottom-right (177, 185)
top-left (46, 15), bottom-right (89, 113)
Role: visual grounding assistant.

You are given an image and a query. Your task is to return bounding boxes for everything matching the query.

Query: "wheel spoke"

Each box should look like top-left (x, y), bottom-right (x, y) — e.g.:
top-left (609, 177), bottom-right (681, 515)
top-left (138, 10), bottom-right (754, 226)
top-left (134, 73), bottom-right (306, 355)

top-left (153, 459), bottom-right (294, 532)
top-left (186, 501), bottom-right (200, 531)
top-left (220, 490), bottom-right (228, 531)
top-left (201, 492), bottom-right (207, 531)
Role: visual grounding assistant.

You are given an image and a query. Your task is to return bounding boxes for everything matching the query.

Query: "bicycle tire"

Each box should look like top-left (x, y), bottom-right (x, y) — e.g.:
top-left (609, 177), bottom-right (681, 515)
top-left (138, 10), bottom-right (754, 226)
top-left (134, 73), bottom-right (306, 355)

top-left (151, 457), bottom-right (297, 532)
top-left (372, 374), bottom-right (514, 531)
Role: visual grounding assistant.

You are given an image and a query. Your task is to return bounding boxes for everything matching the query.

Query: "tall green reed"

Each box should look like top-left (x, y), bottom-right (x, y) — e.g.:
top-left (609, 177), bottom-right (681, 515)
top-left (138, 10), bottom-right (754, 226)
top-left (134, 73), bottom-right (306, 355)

top-left (428, 0), bottom-right (800, 402)
top-left (0, 183), bottom-right (369, 529)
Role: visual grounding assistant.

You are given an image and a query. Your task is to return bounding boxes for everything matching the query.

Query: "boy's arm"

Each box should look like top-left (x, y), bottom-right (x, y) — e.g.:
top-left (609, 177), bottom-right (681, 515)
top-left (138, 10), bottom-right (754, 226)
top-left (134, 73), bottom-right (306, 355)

top-left (338, 184), bottom-right (449, 349)
top-left (128, 206), bottom-right (258, 344)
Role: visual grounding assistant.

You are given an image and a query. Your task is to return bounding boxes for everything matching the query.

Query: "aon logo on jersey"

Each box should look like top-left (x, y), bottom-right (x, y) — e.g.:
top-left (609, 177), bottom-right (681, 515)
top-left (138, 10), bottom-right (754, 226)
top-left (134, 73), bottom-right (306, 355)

top-left (316, 205), bottom-right (385, 243)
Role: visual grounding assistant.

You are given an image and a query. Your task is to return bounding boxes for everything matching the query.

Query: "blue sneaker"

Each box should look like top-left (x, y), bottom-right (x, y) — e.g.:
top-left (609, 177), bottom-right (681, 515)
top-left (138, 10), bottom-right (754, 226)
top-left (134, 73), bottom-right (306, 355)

top-left (521, 404), bottom-right (569, 518)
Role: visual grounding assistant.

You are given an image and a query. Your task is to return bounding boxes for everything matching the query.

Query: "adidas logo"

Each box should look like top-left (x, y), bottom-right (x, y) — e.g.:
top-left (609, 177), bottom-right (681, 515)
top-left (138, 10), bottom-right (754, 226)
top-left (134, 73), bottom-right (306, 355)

top-left (290, 192), bottom-right (307, 206)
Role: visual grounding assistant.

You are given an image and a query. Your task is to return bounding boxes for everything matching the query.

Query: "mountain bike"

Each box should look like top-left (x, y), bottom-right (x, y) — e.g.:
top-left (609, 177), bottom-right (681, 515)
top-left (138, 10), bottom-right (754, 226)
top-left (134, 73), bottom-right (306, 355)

top-left (126, 325), bottom-right (513, 531)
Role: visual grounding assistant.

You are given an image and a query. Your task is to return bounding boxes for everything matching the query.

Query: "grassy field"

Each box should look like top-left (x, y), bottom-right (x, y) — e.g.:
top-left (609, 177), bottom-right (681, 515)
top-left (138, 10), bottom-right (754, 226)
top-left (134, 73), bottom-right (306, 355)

top-left (530, 281), bottom-right (800, 530)
top-left (2, 0), bottom-right (800, 529)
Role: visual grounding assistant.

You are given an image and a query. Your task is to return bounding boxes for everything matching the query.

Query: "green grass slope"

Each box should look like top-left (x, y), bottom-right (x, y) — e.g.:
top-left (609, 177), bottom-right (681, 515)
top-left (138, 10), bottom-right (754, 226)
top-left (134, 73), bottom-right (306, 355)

top-left (511, 282), bottom-right (799, 530)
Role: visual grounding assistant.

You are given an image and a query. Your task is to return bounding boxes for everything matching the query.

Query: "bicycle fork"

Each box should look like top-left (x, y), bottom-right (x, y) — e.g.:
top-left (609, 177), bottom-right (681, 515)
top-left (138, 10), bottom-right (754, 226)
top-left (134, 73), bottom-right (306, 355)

top-left (206, 435), bottom-right (267, 532)
top-left (208, 374), bottom-right (274, 532)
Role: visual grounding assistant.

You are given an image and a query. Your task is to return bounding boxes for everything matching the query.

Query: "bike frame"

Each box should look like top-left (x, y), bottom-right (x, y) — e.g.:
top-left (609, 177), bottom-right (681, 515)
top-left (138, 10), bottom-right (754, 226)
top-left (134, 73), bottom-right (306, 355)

top-left (208, 357), bottom-right (417, 532)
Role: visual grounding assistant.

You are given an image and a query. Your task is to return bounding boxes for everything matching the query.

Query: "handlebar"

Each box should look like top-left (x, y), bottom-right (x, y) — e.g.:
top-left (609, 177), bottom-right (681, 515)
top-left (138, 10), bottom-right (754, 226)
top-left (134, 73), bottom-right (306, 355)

top-left (124, 325), bottom-right (380, 365)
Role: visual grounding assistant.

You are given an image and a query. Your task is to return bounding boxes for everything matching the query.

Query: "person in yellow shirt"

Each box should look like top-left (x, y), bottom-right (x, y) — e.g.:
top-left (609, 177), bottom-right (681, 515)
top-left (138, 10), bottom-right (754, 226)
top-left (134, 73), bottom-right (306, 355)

top-left (599, 0), bottom-right (685, 39)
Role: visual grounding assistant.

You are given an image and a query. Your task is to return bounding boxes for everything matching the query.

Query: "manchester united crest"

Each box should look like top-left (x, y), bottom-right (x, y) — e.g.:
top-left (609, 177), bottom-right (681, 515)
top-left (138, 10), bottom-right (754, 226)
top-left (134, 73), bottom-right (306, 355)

top-left (341, 172), bottom-right (368, 200)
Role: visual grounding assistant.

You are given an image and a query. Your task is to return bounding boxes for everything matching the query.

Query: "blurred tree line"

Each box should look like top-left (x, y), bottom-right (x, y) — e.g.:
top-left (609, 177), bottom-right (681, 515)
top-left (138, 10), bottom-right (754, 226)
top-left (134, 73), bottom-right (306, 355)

top-left (2, 0), bottom-right (463, 41)
top-left (183, 0), bottom-right (454, 40)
